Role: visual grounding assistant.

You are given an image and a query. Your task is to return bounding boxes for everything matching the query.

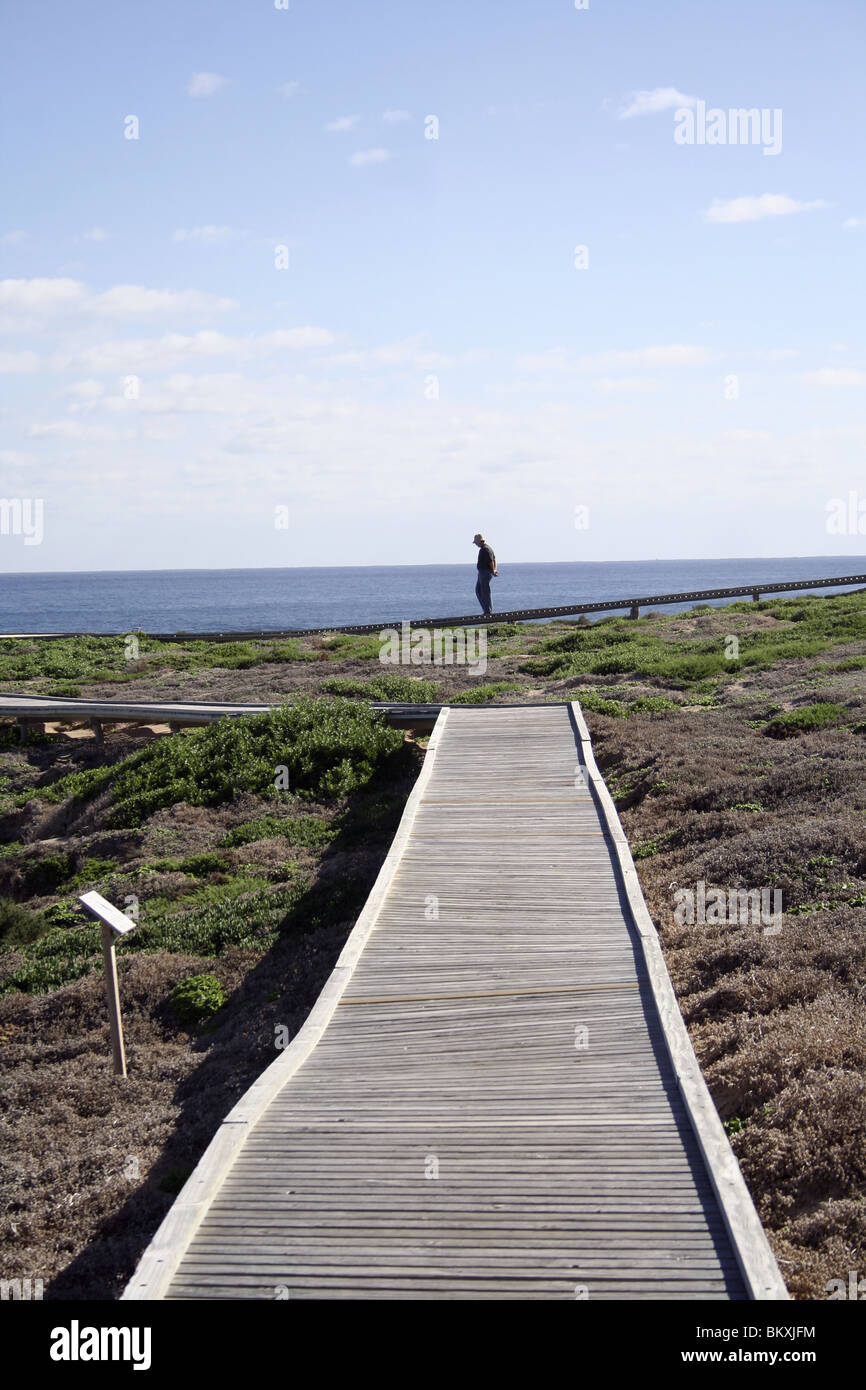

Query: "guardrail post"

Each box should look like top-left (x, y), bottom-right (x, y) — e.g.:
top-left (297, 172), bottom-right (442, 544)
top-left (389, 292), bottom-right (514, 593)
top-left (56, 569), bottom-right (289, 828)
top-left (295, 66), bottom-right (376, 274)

top-left (752, 591), bottom-right (761, 602)
top-left (629, 604), bottom-right (640, 620)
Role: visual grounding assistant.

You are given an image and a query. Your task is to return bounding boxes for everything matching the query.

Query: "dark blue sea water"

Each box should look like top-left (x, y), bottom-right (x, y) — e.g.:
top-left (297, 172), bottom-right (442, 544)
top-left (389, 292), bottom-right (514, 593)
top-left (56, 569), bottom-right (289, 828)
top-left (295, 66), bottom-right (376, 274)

top-left (0, 557), bottom-right (863, 634)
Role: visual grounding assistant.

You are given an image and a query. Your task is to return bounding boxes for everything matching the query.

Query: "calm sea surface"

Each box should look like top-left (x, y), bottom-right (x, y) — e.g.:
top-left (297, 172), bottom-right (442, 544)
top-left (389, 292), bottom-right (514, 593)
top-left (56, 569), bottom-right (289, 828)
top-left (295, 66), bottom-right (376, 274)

top-left (0, 557), bottom-right (864, 634)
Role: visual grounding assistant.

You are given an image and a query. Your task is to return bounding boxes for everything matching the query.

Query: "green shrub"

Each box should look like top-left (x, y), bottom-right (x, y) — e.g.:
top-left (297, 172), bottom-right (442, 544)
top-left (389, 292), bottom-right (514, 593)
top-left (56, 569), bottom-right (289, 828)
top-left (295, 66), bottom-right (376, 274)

top-left (0, 879), bottom-right (305, 995)
top-left (149, 851), bottom-right (230, 877)
top-left (632, 832), bottom-right (675, 860)
top-left (572, 691), bottom-right (628, 718)
top-left (316, 633), bottom-right (384, 661)
top-left (21, 853), bottom-right (74, 895)
top-left (67, 857), bottom-right (119, 889)
top-left (0, 898), bottom-right (49, 948)
top-left (828, 657), bottom-right (866, 672)
top-left (169, 973), bottom-right (228, 1025)
top-left (449, 682), bottom-right (521, 704)
top-left (129, 883), bottom-right (303, 959)
top-left (763, 703), bottom-right (848, 738)
top-left (14, 762), bottom-right (115, 809)
top-left (629, 696), bottom-right (678, 715)
top-left (219, 815), bottom-right (334, 849)
top-left (322, 674), bottom-right (440, 703)
top-left (41, 901), bottom-right (84, 929)
top-left (15, 699), bottom-right (407, 828)
top-left (0, 722), bottom-right (53, 748)
top-left (520, 590), bottom-right (866, 687)
top-left (0, 921), bottom-right (103, 993)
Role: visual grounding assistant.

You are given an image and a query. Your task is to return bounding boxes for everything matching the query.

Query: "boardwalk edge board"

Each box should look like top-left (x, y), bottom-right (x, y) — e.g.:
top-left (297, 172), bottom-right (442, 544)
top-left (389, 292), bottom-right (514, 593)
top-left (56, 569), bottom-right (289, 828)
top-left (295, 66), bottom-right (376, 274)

top-left (568, 702), bottom-right (788, 1301)
top-left (121, 710), bottom-right (451, 1301)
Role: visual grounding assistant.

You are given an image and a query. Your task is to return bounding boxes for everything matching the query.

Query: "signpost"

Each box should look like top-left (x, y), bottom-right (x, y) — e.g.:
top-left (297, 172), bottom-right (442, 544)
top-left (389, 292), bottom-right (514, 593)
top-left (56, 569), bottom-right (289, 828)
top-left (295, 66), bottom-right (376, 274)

top-left (78, 890), bottom-right (137, 1078)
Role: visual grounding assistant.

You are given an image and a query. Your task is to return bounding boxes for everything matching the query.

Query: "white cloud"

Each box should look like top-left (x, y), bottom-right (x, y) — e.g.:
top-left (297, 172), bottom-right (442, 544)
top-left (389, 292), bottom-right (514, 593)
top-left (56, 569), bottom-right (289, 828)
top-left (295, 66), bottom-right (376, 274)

top-left (720, 429), bottom-right (773, 443)
top-left (260, 327), bottom-right (339, 350)
top-left (6, 357), bottom-right (864, 562)
top-left (28, 420), bottom-right (133, 441)
top-left (382, 109), bottom-right (411, 124)
top-left (349, 147), bottom-right (391, 167)
top-left (592, 377), bottom-right (661, 393)
top-left (0, 278), bottom-right (84, 314)
top-left (278, 81), bottom-right (300, 99)
top-left (1, 229), bottom-right (29, 245)
top-left (619, 87), bottom-right (697, 119)
top-left (325, 336), bottom-right (482, 371)
top-left (325, 115), bottom-right (360, 133)
top-left (803, 368), bottom-right (866, 387)
top-left (83, 227), bottom-right (108, 242)
top-left (0, 277), bottom-right (237, 331)
top-left (63, 379), bottom-right (106, 400)
top-left (108, 371), bottom-right (262, 417)
top-left (172, 225), bottom-right (242, 244)
top-left (0, 350), bottom-right (41, 373)
top-left (91, 285), bottom-right (238, 318)
top-left (843, 216), bottom-right (864, 229)
top-left (703, 194), bottom-right (827, 223)
top-left (55, 325), bottom-right (340, 373)
top-left (517, 344), bottom-right (712, 373)
top-left (188, 72), bottom-right (227, 98)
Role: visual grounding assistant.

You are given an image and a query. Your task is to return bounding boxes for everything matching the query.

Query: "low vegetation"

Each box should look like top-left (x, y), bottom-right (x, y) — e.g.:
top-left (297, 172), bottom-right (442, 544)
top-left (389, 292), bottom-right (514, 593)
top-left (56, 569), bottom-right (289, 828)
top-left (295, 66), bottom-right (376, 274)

top-left (169, 974), bottom-right (228, 1025)
top-left (0, 586), bottom-right (864, 1299)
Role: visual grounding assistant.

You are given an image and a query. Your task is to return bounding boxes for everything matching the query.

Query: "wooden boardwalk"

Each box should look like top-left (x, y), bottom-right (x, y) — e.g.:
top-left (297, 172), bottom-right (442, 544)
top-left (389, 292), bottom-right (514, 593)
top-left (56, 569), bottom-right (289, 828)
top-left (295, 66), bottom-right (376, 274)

top-left (124, 703), bottom-right (787, 1301)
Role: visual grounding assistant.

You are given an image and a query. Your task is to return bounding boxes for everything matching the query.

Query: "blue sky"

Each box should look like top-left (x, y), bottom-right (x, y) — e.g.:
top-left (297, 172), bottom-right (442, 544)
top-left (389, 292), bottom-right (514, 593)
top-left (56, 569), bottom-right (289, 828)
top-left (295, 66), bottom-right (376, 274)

top-left (1, 0), bottom-right (864, 571)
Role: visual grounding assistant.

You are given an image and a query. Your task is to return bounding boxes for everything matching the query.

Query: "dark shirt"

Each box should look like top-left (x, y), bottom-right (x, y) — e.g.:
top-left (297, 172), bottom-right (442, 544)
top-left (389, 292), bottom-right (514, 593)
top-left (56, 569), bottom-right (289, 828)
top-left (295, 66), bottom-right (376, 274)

top-left (477, 544), bottom-right (495, 572)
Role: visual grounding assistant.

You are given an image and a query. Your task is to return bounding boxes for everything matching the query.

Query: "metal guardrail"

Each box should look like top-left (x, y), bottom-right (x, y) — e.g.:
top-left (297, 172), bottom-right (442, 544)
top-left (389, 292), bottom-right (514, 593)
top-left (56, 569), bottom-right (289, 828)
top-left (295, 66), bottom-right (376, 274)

top-left (4, 573), bottom-right (865, 643)
top-left (0, 695), bottom-right (446, 737)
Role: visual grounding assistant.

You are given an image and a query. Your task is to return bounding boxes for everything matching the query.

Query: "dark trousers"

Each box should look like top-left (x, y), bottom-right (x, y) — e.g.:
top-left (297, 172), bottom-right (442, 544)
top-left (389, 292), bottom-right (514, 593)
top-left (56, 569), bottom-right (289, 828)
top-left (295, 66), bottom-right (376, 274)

top-left (475, 569), bottom-right (492, 615)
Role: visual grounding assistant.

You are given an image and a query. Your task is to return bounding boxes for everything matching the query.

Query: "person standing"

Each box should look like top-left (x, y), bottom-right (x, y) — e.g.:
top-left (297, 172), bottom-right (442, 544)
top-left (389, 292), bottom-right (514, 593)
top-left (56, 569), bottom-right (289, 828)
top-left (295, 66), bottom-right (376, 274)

top-left (473, 532), bottom-right (498, 616)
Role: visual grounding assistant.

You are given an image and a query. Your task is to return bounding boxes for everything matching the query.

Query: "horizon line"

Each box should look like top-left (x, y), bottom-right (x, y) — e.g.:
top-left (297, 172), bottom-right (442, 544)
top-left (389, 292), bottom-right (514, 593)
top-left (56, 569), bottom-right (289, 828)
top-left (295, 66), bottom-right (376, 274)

top-left (1, 553), bottom-right (864, 579)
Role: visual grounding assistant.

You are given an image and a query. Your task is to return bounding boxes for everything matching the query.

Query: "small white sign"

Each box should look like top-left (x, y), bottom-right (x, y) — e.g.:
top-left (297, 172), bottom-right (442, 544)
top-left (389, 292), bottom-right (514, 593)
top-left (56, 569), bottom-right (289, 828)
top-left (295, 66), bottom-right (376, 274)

top-left (78, 891), bottom-right (137, 936)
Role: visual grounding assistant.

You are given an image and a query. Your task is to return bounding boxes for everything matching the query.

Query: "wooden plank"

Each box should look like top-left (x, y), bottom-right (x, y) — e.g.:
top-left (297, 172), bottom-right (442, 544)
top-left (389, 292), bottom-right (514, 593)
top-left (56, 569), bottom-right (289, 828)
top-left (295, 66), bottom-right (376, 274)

top-left (122, 702), bottom-right (787, 1302)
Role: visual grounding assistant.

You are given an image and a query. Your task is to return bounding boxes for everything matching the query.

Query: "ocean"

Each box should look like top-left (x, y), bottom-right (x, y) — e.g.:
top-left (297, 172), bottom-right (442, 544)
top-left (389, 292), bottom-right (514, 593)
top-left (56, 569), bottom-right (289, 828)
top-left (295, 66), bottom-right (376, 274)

top-left (0, 556), bottom-right (864, 635)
